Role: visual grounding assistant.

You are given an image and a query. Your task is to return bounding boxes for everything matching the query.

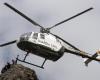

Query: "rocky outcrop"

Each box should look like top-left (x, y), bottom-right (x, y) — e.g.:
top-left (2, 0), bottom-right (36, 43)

top-left (0, 64), bottom-right (39, 80)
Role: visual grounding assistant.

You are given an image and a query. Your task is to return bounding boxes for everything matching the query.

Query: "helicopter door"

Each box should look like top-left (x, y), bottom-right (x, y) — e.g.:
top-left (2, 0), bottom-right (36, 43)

top-left (40, 34), bottom-right (45, 39)
top-left (33, 33), bottom-right (38, 40)
top-left (30, 33), bottom-right (39, 44)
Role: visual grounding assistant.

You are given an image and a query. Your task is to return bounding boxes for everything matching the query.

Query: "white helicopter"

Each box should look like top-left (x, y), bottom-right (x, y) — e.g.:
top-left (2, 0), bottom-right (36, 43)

top-left (1, 3), bottom-right (100, 69)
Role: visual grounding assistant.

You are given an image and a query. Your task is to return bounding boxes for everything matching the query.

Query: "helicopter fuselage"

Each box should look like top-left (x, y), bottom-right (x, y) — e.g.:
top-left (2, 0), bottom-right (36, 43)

top-left (17, 32), bottom-right (65, 61)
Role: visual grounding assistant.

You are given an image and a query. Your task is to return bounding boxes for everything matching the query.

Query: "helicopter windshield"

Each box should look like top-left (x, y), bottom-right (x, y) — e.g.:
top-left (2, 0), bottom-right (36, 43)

top-left (21, 32), bottom-right (31, 37)
top-left (20, 32), bottom-right (32, 41)
top-left (27, 32), bottom-right (32, 37)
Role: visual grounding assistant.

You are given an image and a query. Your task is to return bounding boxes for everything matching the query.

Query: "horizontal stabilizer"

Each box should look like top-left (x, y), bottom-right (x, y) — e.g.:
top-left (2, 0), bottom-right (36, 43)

top-left (84, 50), bottom-right (100, 66)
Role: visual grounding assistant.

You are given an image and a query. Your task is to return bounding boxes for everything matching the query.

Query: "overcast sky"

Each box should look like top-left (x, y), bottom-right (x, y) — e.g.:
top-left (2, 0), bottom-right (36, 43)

top-left (0, 0), bottom-right (100, 80)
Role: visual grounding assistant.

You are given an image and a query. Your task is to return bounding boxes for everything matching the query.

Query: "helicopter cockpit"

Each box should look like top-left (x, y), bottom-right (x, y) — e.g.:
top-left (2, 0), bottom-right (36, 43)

top-left (18, 32), bottom-right (62, 52)
top-left (20, 32), bottom-right (32, 41)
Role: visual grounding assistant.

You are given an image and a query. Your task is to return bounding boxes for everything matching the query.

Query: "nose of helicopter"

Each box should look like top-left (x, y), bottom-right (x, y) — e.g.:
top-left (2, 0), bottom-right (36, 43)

top-left (17, 39), bottom-right (33, 53)
top-left (16, 32), bottom-right (32, 51)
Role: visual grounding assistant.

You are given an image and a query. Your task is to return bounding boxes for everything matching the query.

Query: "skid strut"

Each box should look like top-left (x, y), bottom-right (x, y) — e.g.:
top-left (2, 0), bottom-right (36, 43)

top-left (16, 53), bottom-right (47, 69)
top-left (23, 52), bottom-right (29, 61)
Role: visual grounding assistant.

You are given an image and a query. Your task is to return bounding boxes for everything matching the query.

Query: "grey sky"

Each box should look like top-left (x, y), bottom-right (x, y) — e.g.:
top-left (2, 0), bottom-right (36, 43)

top-left (0, 0), bottom-right (100, 80)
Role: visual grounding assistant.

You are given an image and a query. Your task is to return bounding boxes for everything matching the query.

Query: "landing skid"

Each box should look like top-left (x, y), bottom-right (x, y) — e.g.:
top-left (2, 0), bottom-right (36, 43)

top-left (16, 54), bottom-right (47, 69)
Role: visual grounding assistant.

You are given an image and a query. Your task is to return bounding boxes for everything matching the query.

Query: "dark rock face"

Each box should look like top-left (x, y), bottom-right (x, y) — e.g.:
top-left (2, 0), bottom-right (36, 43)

top-left (0, 64), bottom-right (39, 80)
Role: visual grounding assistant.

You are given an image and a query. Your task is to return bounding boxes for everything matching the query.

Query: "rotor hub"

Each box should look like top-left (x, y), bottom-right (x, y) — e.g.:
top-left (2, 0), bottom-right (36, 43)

top-left (40, 28), bottom-right (50, 33)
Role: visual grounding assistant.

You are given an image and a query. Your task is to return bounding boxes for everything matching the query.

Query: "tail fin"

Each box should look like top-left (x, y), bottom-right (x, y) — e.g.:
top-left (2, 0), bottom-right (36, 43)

top-left (84, 50), bottom-right (100, 66)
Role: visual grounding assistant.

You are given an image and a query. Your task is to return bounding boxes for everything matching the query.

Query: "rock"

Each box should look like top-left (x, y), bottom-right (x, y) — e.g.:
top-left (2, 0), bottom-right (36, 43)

top-left (0, 64), bottom-right (39, 80)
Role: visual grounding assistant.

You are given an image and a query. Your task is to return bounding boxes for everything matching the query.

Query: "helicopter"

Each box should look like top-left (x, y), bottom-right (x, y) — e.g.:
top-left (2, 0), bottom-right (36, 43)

top-left (0, 2), bottom-right (100, 69)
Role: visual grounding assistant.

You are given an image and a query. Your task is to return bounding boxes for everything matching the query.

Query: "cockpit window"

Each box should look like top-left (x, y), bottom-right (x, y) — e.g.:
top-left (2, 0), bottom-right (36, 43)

top-left (21, 32), bottom-right (31, 38)
top-left (33, 33), bottom-right (38, 39)
top-left (27, 32), bottom-right (32, 37)
top-left (20, 32), bottom-right (31, 41)
top-left (40, 34), bottom-right (45, 39)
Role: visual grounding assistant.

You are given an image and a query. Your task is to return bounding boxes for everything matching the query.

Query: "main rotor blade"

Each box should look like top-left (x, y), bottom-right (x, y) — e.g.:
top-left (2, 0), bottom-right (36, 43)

top-left (0, 40), bottom-right (16, 47)
top-left (4, 3), bottom-right (44, 29)
top-left (48, 7), bottom-right (93, 30)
